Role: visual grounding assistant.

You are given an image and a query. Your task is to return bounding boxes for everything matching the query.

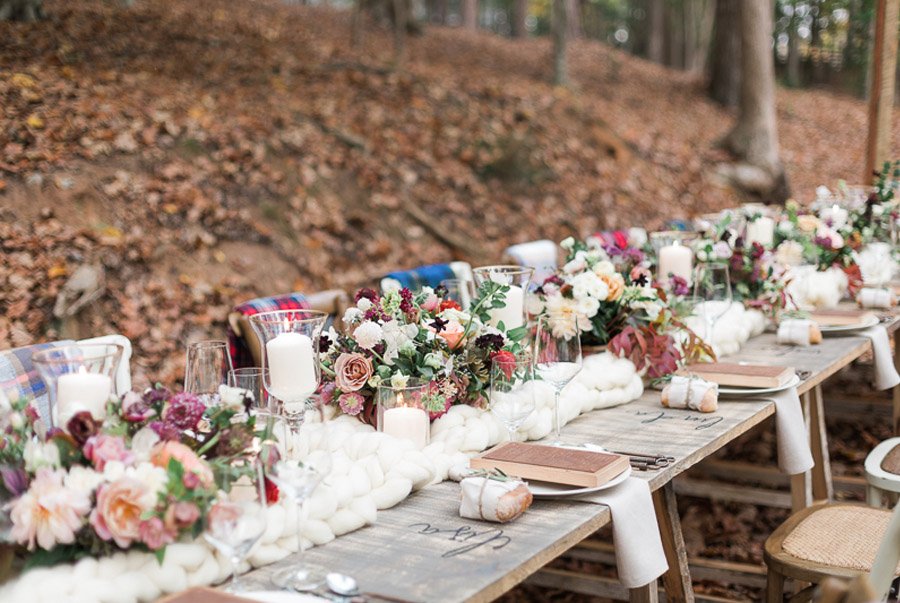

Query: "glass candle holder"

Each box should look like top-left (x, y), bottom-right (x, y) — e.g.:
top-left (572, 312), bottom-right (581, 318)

top-left (376, 381), bottom-right (430, 449)
top-left (471, 265), bottom-right (534, 331)
top-left (650, 231), bottom-right (699, 287)
top-left (32, 343), bottom-right (124, 429)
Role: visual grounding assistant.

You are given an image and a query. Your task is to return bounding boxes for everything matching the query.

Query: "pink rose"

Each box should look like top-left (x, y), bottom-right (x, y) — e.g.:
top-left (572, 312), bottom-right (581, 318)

top-left (164, 501), bottom-right (200, 532)
top-left (138, 516), bottom-right (175, 550)
top-left (437, 320), bottom-right (465, 350)
top-left (421, 293), bottom-right (440, 312)
top-left (149, 441), bottom-right (213, 487)
top-left (333, 353), bottom-right (373, 392)
top-left (90, 478), bottom-right (155, 548)
top-left (338, 392), bottom-right (366, 416)
top-left (84, 435), bottom-right (134, 472)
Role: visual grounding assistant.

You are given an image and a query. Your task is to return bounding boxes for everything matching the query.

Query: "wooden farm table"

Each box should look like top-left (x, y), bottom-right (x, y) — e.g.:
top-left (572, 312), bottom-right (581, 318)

top-left (238, 320), bottom-right (899, 603)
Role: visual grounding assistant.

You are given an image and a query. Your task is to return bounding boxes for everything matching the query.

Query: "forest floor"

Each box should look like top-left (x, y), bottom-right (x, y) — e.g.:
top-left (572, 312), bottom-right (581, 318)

top-left (1, 0), bottom-right (898, 599)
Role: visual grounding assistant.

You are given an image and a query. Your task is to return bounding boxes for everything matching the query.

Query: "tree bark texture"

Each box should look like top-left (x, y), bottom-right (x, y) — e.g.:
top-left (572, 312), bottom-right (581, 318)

top-left (723, 0), bottom-right (788, 201)
top-left (461, 0), bottom-right (477, 30)
top-left (786, 7), bottom-right (801, 87)
top-left (511, 0), bottom-right (527, 37)
top-left (0, 0), bottom-right (44, 21)
top-left (647, 0), bottom-right (665, 63)
top-left (565, 0), bottom-right (581, 39)
top-left (552, 0), bottom-right (568, 86)
top-left (708, 0), bottom-right (741, 107)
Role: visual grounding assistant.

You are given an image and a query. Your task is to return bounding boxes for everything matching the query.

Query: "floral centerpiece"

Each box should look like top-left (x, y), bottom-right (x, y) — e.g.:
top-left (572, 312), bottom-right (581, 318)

top-left (320, 284), bottom-right (525, 423)
top-left (528, 235), bottom-right (713, 382)
top-left (0, 385), bottom-right (259, 570)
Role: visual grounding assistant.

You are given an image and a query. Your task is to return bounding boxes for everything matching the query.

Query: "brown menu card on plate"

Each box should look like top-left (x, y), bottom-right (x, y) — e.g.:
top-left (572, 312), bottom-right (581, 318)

top-left (158, 587), bottom-right (256, 603)
top-left (679, 362), bottom-right (794, 388)
top-left (469, 442), bottom-right (629, 488)
top-left (810, 309), bottom-right (877, 327)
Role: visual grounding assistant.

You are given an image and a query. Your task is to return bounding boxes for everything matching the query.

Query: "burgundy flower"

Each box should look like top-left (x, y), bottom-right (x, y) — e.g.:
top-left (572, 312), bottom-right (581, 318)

top-left (475, 333), bottom-right (505, 351)
top-left (142, 386), bottom-right (171, 408)
top-left (66, 411), bottom-right (101, 446)
top-left (163, 393), bottom-right (205, 431)
top-left (669, 275), bottom-right (690, 297)
top-left (149, 420), bottom-right (181, 441)
top-left (355, 288), bottom-right (379, 303)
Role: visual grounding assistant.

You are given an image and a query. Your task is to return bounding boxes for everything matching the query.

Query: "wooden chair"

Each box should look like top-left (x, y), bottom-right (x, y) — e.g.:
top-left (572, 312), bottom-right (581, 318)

top-left (813, 576), bottom-right (878, 603)
top-left (227, 289), bottom-right (350, 368)
top-left (764, 500), bottom-right (900, 602)
top-left (865, 437), bottom-right (900, 507)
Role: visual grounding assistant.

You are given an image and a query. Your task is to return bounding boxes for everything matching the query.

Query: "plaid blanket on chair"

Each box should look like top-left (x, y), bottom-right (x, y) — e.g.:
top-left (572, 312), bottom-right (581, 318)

top-left (228, 293), bottom-right (310, 370)
top-left (0, 340), bottom-right (74, 405)
top-left (381, 264), bottom-right (457, 292)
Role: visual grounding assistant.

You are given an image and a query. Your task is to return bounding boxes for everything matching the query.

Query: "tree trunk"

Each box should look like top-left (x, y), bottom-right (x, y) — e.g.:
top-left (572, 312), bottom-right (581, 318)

top-left (708, 0), bottom-right (741, 107)
top-left (665, 0), bottom-right (685, 69)
top-left (683, 0), bottom-right (714, 73)
top-left (461, 0), bottom-right (477, 30)
top-left (723, 0), bottom-right (788, 202)
top-left (433, 0), bottom-right (447, 24)
top-left (565, 0), bottom-right (580, 39)
top-left (647, 0), bottom-right (665, 63)
top-left (511, 0), bottom-right (527, 37)
top-left (786, 10), bottom-right (801, 87)
top-left (0, 0), bottom-right (44, 21)
top-left (552, 0), bottom-right (568, 86)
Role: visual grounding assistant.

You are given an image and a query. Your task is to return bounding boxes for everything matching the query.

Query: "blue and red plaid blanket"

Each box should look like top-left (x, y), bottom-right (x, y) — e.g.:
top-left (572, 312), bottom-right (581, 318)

top-left (0, 340), bottom-right (74, 405)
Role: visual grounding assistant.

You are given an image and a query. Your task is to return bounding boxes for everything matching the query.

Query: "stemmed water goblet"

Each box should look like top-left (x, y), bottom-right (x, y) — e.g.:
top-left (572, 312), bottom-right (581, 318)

top-left (263, 445), bottom-right (333, 592)
top-left (691, 262), bottom-right (733, 344)
top-left (489, 353), bottom-right (535, 442)
top-left (248, 310), bottom-right (328, 455)
top-left (203, 457), bottom-right (267, 593)
top-left (533, 315), bottom-right (582, 446)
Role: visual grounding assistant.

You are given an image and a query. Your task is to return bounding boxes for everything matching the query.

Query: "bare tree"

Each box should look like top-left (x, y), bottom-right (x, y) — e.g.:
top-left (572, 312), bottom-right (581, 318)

top-left (565, 0), bottom-right (580, 39)
top-left (722, 0), bottom-right (788, 201)
top-left (461, 0), bottom-right (477, 30)
top-left (708, 0), bottom-right (741, 106)
top-left (0, 0), bottom-right (44, 21)
top-left (552, 0), bottom-right (568, 86)
top-left (646, 0), bottom-right (665, 63)
top-left (511, 0), bottom-right (527, 37)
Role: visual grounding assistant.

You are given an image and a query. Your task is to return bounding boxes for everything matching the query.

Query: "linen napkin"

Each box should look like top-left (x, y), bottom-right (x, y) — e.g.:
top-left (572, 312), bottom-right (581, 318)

top-left (777, 318), bottom-right (815, 346)
top-left (765, 387), bottom-right (814, 475)
top-left (857, 287), bottom-right (896, 309)
top-left (574, 477), bottom-right (668, 589)
top-left (860, 326), bottom-right (900, 391)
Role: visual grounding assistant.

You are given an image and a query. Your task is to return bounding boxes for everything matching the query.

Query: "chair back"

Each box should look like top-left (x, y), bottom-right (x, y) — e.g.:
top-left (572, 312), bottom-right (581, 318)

top-left (869, 500), bottom-right (900, 601)
top-left (228, 290), bottom-right (350, 369)
top-left (503, 240), bottom-right (557, 288)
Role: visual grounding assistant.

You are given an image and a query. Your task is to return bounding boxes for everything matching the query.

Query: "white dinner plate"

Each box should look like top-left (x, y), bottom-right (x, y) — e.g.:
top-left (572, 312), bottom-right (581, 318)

top-left (240, 591), bottom-right (328, 603)
top-left (527, 442), bottom-right (632, 498)
top-left (718, 374), bottom-right (801, 398)
top-left (817, 315), bottom-right (880, 333)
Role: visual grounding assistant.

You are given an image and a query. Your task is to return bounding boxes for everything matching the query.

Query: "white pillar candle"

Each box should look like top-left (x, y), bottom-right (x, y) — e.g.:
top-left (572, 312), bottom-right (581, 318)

top-left (382, 405), bottom-right (429, 449)
top-left (488, 284), bottom-right (525, 330)
top-left (821, 204), bottom-right (848, 229)
top-left (745, 216), bottom-right (775, 248)
top-left (266, 332), bottom-right (317, 402)
top-left (57, 369), bottom-right (112, 423)
top-left (657, 242), bottom-right (693, 284)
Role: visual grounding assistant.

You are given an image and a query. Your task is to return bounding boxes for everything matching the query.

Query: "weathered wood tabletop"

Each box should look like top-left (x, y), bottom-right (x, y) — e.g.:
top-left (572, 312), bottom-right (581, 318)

top-left (241, 317), bottom-right (899, 603)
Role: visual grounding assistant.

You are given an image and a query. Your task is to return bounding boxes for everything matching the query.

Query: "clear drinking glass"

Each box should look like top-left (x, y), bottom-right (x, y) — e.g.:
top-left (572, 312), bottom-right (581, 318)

top-left (489, 354), bottom-right (535, 442)
top-left (266, 448), bottom-right (333, 592)
top-left (439, 278), bottom-right (477, 311)
top-left (185, 340), bottom-right (233, 406)
top-left (228, 367), bottom-right (273, 417)
top-left (32, 343), bottom-right (124, 429)
top-left (471, 265), bottom-right (534, 331)
top-left (534, 316), bottom-right (582, 446)
top-left (248, 310), bottom-right (328, 454)
top-left (375, 380), bottom-right (430, 449)
top-left (204, 457), bottom-right (267, 593)
top-left (691, 262), bottom-right (733, 343)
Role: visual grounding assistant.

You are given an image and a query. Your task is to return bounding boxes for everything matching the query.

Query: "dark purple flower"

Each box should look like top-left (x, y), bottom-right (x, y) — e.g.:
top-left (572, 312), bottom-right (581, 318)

top-left (355, 288), bottom-right (379, 303)
top-left (149, 420), bottom-right (181, 441)
top-left (163, 393), bottom-right (206, 431)
top-left (143, 386), bottom-right (171, 407)
top-left (1, 466), bottom-right (28, 496)
top-left (814, 235), bottom-right (833, 248)
top-left (429, 317), bottom-right (449, 333)
top-left (319, 334), bottom-right (332, 354)
top-left (66, 411), bottom-right (101, 446)
top-left (670, 275), bottom-right (690, 297)
top-left (475, 333), bottom-right (505, 351)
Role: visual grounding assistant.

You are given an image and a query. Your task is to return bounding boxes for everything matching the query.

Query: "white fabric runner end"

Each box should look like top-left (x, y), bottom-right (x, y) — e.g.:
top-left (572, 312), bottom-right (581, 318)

top-left (767, 387), bottom-right (814, 475)
top-left (575, 477), bottom-right (668, 588)
top-left (860, 326), bottom-right (900, 391)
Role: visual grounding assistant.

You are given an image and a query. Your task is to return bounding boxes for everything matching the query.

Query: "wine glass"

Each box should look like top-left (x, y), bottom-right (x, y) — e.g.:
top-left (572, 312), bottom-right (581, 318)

top-left (439, 278), bottom-right (477, 311)
top-left (265, 447), bottom-right (333, 592)
top-left (248, 310), bottom-right (328, 454)
top-left (691, 262), bottom-right (733, 343)
top-left (32, 343), bottom-right (124, 429)
top-left (185, 340), bottom-right (233, 406)
top-left (534, 316), bottom-right (582, 446)
top-left (204, 457), bottom-right (267, 593)
top-left (228, 368), bottom-right (273, 417)
top-left (489, 353), bottom-right (535, 442)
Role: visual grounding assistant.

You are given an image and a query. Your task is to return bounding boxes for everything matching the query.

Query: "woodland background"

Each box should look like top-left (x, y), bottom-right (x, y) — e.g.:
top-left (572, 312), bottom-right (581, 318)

top-left (1, 1), bottom-right (899, 599)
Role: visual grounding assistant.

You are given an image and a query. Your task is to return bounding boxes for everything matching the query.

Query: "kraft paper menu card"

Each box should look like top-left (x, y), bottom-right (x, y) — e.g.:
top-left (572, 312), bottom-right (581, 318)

top-left (680, 362), bottom-right (795, 389)
top-left (810, 309), bottom-right (878, 327)
top-left (470, 442), bottom-right (629, 488)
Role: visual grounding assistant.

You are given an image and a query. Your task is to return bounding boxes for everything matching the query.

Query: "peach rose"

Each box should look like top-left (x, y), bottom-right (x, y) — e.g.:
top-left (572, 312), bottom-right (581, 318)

top-left (598, 273), bottom-right (625, 302)
top-left (90, 477), bottom-right (155, 548)
top-left (437, 320), bottom-right (465, 350)
top-left (149, 441), bottom-right (213, 487)
top-left (333, 353), bottom-right (373, 392)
